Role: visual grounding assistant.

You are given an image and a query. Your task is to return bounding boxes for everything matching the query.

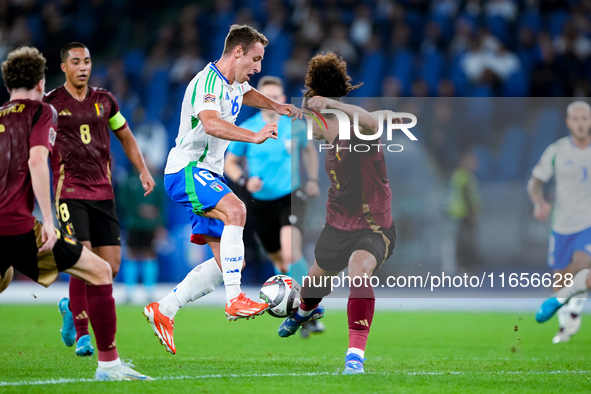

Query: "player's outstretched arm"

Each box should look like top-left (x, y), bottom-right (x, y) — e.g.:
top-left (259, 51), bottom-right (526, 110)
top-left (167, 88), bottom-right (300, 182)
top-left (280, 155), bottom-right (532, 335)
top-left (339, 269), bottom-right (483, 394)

top-left (527, 176), bottom-right (551, 221)
top-left (307, 96), bottom-right (377, 135)
top-left (28, 145), bottom-right (57, 252)
top-left (302, 141), bottom-right (320, 197)
top-left (243, 88), bottom-right (303, 121)
top-left (114, 126), bottom-right (155, 196)
top-left (200, 110), bottom-right (278, 144)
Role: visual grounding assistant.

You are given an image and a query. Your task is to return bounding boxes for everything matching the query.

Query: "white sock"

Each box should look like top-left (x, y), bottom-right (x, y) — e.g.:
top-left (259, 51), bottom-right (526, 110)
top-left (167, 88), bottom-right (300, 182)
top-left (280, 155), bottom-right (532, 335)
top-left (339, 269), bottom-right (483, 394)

top-left (557, 305), bottom-right (572, 329)
top-left (346, 348), bottom-right (365, 359)
top-left (98, 358), bottom-right (121, 369)
top-left (569, 291), bottom-right (588, 315)
top-left (297, 306), bottom-right (313, 318)
top-left (220, 225), bottom-right (244, 304)
top-left (158, 258), bottom-right (223, 318)
top-left (556, 269), bottom-right (590, 303)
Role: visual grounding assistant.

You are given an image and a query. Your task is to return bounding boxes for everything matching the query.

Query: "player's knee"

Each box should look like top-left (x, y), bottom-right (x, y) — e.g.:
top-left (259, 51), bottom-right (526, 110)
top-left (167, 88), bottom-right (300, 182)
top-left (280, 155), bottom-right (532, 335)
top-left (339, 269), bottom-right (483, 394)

top-left (94, 259), bottom-right (113, 285)
top-left (572, 251), bottom-right (591, 269)
top-left (348, 258), bottom-right (377, 280)
top-left (225, 201), bottom-right (247, 225)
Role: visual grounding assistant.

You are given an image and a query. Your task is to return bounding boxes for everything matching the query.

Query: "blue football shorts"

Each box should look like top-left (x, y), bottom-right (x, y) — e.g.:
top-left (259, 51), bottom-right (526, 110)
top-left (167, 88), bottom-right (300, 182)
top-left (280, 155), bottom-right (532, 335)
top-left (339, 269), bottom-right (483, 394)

top-left (548, 226), bottom-right (591, 269)
top-left (165, 164), bottom-right (232, 241)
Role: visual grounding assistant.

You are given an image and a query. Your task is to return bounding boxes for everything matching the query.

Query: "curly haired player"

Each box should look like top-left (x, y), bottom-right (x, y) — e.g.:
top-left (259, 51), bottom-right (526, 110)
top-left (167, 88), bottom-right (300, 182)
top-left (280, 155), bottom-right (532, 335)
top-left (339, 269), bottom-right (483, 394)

top-left (277, 53), bottom-right (397, 375)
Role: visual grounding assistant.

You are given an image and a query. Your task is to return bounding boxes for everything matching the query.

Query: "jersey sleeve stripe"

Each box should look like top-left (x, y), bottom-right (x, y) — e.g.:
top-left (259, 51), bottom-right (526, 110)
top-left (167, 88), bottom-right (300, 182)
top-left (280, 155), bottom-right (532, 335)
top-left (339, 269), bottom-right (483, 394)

top-left (204, 70), bottom-right (214, 94)
top-left (108, 111), bottom-right (127, 131)
top-left (207, 73), bottom-right (218, 94)
top-left (191, 78), bottom-right (200, 106)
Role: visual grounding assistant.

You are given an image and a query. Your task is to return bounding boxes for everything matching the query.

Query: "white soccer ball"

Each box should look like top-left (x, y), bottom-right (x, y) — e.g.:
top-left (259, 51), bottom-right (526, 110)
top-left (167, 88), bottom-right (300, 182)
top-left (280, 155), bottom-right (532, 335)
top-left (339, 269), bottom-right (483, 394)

top-left (259, 275), bottom-right (301, 318)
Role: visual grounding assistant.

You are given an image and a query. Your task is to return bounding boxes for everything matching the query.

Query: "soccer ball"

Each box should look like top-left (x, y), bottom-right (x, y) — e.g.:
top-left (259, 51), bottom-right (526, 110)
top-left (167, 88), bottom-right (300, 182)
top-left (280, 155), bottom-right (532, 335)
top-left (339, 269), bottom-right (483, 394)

top-left (259, 275), bottom-right (301, 318)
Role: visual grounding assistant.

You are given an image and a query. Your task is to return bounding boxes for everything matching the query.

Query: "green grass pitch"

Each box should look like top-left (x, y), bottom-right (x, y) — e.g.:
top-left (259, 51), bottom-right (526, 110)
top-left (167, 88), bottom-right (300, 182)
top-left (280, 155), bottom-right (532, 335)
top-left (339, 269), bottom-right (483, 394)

top-left (0, 304), bottom-right (590, 393)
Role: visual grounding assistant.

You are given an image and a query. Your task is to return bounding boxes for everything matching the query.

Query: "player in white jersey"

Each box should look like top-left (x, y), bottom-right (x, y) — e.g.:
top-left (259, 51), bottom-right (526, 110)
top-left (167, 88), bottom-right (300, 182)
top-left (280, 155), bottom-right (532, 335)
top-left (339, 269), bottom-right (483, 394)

top-left (143, 25), bottom-right (303, 354)
top-left (528, 101), bottom-right (591, 343)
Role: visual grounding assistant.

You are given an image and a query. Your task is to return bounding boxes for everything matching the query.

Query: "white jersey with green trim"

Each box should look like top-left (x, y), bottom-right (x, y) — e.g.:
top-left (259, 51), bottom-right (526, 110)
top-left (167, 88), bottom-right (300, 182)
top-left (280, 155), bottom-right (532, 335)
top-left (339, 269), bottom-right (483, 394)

top-left (165, 62), bottom-right (251, 175)
top-left (532, 136), bottom-right (591, 234)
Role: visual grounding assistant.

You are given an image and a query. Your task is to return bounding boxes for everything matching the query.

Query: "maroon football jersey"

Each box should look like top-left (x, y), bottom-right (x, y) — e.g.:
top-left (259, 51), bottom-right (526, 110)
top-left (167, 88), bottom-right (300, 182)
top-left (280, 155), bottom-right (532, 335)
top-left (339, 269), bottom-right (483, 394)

top-left (324, 131), bottom-right (393, 231)
top-left (44, 85), bottom-right (127, 201)
top-left (0, 100), bottom-right (57, 236)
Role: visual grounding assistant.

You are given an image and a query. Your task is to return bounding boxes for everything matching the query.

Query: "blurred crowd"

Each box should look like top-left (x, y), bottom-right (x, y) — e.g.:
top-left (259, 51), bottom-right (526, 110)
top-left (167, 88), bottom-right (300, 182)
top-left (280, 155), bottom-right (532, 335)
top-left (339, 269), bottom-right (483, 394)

top-left (2, 0), bottom-right (585, 283)
top-left (0, 0), bottom-right (588, 174)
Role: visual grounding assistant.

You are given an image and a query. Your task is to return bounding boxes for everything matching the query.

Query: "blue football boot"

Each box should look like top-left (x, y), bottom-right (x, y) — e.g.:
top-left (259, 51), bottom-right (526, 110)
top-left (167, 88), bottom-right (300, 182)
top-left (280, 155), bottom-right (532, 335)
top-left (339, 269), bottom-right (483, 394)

top-left (343, 353), bottom-right (365, 375)
top-left (58, 297), bottom-right (76, 347)
top-left (75, 334), bottom-right (95, 356)
top-left (536, 297), bottom-right (565, 323)
top-left (278, 305), bottom-right (325, 338)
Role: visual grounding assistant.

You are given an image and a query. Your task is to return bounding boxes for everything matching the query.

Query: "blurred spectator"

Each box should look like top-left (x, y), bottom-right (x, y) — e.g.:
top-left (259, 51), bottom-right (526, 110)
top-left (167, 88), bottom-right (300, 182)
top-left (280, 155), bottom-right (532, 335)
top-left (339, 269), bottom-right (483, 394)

top-left (170, 47), bottom-right (205, 84)
top-left (118, 165), bottom-right (167, 304)
top-left (319, 25), bottom-right (357, 64)
top-left (448, 150), bottom-right (482, 274)
top-left (484, 0), bottom-right (518, 21)
top-left (295, 5), bottom-right (324, 47)
top-left (133, 109), bottom-right (169, 172)
top-left (350, 3), bottom-right (373, 47)
top-left (461, 30), bottom-right (521, 92)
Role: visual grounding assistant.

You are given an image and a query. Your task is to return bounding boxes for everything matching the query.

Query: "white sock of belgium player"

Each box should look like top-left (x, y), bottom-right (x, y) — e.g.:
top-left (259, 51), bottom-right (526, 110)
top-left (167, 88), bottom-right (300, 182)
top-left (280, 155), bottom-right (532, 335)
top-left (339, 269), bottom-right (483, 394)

top-left (158, 258), bottom-right (223, 319)
top-left (220, 225), bottom-right (244, 304)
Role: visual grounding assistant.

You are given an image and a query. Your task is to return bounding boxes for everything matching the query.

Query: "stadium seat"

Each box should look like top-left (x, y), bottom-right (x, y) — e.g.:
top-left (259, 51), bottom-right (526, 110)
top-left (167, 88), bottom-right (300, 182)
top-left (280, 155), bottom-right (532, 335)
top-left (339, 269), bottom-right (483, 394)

top-left (421, 50), bottom-right (444, 96)
top-left (502, 70), bottom-right (530, 97)
top-left (355, 49), bottom-right (386, 97)
top-left (519, 9), bottom-right (542, 33)
top-left (548, 11), bottom-right (571, 37)
top-left (388, 49), bottom-right (415, 96)
top-left (527, 107), bottom-right (564, 174)
top-left (486, 15), bottom-right (509, 44)
top-left (473, 145), bottom-right (494, 181)
top-left (263, 32), bottom-right (292, 78)
top-left (145, 70), bottom-right (170, 120)
top-left (495, 126), bottom-right (528, 181)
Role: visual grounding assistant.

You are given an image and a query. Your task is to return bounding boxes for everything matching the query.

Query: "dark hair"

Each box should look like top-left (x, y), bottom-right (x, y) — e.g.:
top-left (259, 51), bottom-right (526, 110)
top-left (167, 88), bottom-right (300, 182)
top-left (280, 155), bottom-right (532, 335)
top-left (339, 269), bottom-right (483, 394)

top-left (303, 52), bottom-right (362, 98)
top-left (223, 24), bottom-right (268, 56)
top-left (257, 76), bottom-right (283, 90)
top-left (1, 47), bottom-right (46, 91)
top-left (60, 42), bottom-right (88, 63)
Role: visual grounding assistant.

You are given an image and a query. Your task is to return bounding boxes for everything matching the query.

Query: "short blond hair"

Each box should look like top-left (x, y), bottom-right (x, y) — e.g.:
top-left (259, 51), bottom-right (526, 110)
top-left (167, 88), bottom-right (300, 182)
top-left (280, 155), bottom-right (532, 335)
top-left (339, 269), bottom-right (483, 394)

top-left (567, 101), bottom-right (591, 116)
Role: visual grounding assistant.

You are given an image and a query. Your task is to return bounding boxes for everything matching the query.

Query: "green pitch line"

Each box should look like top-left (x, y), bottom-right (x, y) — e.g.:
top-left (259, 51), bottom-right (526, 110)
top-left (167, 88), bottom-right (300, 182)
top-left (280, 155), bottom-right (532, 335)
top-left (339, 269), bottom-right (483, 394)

top-left (0, 305), bottom-right (590, 393)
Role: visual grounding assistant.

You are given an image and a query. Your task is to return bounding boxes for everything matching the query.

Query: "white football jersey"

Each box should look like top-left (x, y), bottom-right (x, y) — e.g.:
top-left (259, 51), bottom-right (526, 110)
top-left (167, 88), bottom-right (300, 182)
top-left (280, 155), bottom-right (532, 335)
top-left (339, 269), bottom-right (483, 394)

top-left (532, 136), bottom-right (591, 234)
top-left (165, 62), bottom-right (251, 175)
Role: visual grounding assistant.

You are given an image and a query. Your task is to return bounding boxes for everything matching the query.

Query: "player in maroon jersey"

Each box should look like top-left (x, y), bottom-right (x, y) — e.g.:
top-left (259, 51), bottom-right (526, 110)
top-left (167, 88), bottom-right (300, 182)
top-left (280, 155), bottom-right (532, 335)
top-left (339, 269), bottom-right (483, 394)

top-left (277, 53), bottom-right (397, 375)
top-left (44, 42), bottom-right (156, 356)
top-left (0, 46), bottom-right (151, 380)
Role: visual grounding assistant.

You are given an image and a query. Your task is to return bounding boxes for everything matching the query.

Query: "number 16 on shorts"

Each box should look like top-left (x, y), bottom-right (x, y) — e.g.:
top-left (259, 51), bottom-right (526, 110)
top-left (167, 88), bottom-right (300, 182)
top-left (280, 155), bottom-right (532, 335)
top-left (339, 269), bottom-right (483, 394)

top-left (184, 167), bottom-right (232, 213)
